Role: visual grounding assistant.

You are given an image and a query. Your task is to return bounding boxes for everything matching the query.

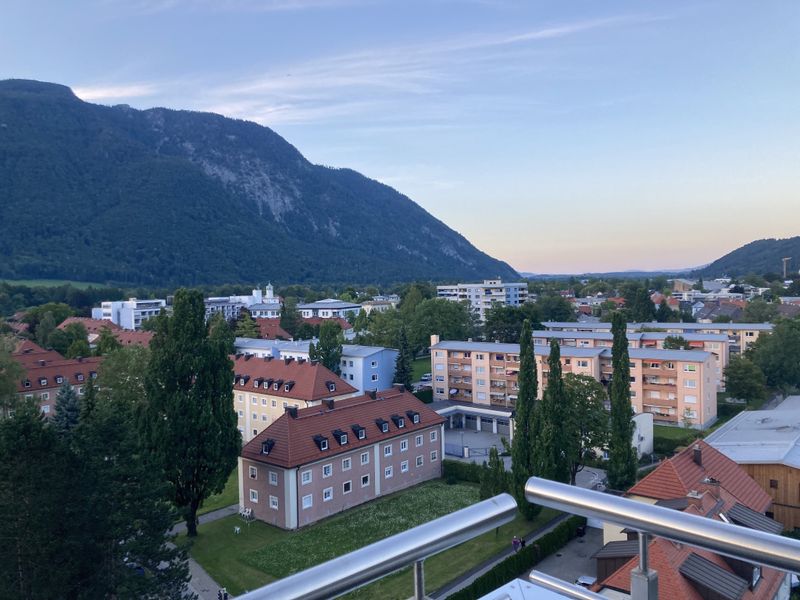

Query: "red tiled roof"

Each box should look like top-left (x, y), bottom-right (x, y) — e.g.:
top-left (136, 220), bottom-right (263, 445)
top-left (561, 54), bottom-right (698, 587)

top-left (301, 316), bottom-right (353, 330)
top-left (241, 388), bottom-right (445, 468)
top-left (15, 356), bottom-right (103, 393)
top-left (114, 330), bottom-right (153, 347)
top-left (627, 440), bottom-right (772, 512)
top-left (255, 318), bottom-right (291, 340)
top-left (12, 340), bottom-right (65, 368)
top-left (232, 354), bottom-right (357, 403)
top-left (57, 317), bottom-right (121, 333)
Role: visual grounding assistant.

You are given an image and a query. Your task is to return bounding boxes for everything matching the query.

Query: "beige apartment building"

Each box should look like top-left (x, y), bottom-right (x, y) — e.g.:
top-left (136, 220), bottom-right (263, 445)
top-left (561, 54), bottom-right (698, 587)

top-left (431, 335), bottom-right (718, 429)
top-left (232, 354), bottom-right (358, 442)
top-left (542, 321), bottom-right (772, 354)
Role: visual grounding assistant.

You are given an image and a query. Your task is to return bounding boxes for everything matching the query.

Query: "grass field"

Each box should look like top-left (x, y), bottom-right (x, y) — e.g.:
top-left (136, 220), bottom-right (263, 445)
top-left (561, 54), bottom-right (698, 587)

top-left (0, 278), bottom-right (106, 289)
top-left (412, 356), bottom-right (431, 381)
top-left (198, 467), bottom-right (239, 516)
top-left (185, 480), bottom-right (540, 597)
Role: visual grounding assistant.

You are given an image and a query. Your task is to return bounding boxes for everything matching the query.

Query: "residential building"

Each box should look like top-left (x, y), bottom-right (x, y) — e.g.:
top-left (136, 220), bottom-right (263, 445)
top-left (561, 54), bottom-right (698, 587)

top-left (234, 338), bottom-right (398, 395)
top-left (238, 388), bottom-right (444, 529)
top-left (57, 316), bottom-right (152, 348)
top-left (12, 339), bottom-right (66, 368)
top-left (297, 299), bottom-right (361, 320)
top-left (430, 335), bottom-right (718, 429)
top-left (300, 316), bottom-right (355, 340)
top-left (371, 294), bottom-right (400, 304)
top-left (436, 279), bottom-right (528, 322)
top-left (596, 441), bottom-right (789, 600)
top-left (204, 285), bottom-right (281, 321)
top-left (248, 284), bottom-right (283, 319)
top-left (542, 321), bottom-right (773, 354)
top-left (92, 297), bottom-right (167, 330)
top-left (232, 353), bottom-right (358, 442)
top-left (255, 318), bottom-right (292, 340)
top-left (360, 300), bottom-right (394, 315)
top-left (706, 408), bottom-right (800, 531)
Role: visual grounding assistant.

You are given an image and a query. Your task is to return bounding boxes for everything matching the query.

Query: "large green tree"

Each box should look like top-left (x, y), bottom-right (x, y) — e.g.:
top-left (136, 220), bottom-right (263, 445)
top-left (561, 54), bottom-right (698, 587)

top-left (357, 308), bottom-right (403, 349)
top-left (655, 300), bottom-right (676, 323)
top-left (409, 298), bottom-right (474, 355)
top-left (95, 326), bottom-right (122, 356)
top-left (0, 335), bottom-right (23, 419)
top-left (234, 309), bottom-right (260, 338)
top-left (724, 355), bottom-right (767, 404)
top-left (35, 311), bottom-right (57, 348)
top-left (510, 319), bottom-right (541, 520)
top-left (52, 381), bottom-right (80, 435)
top-left (743, 299), bottom-right (779, 323)
top-left (484, 305), bottom-right (526, 343)
top-left (479, 446), bottom-right (508, 500)
top-left (536, 295), bottom-right (575, 322)
top-left (280, 297), bottom-right (301, 337)
top-left (663, 335), bottom-right (692, 350)
top-left (533, 340), bottom-right (570, 483)
top-left (312, 320), bottom-right (344, 375)
top-left (563, 374), bottom-right (610, 485)
top-left (606, 312), bottom-right (637, 490)
top-left (142, 289), bottom-right (241, 537)
top-left (751, 317), bottom-right (800, 390)
top-left (393, 325), bottom-right (413, 391)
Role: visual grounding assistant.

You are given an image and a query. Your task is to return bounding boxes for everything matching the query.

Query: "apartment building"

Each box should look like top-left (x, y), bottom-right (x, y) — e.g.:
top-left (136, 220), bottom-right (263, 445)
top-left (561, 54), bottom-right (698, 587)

top-left (532, 329), bottom-right (729, 389)
top-left (92, 297), bottom-right (167, 330)
top-left (232, 354), bottom-right (358, 442)
top-left (238, 388), bottom-right (444, 529)
top-left (297, 299), bottom-right (361, 320)
top-left (431, 335), bottom-right (718, 429)
top-left (436, 279), bottom-right (528, 322)
top-left (543, 321), bottom-right (773, 354)
top-left (205, 285), bottom-right (281, 321)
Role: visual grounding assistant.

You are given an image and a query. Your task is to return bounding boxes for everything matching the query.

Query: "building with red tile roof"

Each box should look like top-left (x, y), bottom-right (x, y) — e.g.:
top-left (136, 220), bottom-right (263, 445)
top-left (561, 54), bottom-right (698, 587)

top-left (57, 316), bottom-right (122, 334)
top-left (232, 354), bottom-right (358, 442)
top-left (238, 387), bottom-right (445, 529)
top-left (114, 330), bottom-right (154, 347)
top-left (301, 316), bottom-right (353, 333)
top-left (12, 339), bottom-right (65, 368)
top-left (13, 355), bottom-right (102, 417)
top-left (255, 318), bottom-right (291, 340)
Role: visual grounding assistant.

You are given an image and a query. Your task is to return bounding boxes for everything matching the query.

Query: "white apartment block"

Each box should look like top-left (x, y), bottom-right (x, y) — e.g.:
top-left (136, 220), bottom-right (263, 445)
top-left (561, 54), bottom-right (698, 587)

top-left (297, 299), bottom-right (361, 320)
top-left (92, 298), bottom-right (166, 330)
top-left (205, 285), bottom-right (281, 321)
top-left (436, 279), bottom-right (528, 321)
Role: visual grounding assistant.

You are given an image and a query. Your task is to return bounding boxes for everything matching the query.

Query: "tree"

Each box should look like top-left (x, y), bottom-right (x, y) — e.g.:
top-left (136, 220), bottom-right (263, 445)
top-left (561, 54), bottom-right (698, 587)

top-left (536, 295), bottom-right (575, 322)
top-left (563, 374), bottom-right (610, 485)
top-left (751, 317), bottom-right (800, 390)
top-left (400, 285), bottom-right (425, 319)
top-left (533, 340), bottom-right (570, 484)
top-left (712, 314), bottom-right (733, 323)
top-left (353, 308), bottom-right (370, 333)
top-left (35, 311), bottom-right (56, 347)
top-left (95, 326), bottom-right (122, 355)
top-left (280, 297), bottom-right (301, 337)
top-left (393, 325), bottom-right (413, 391)
top-left (663, 335), bottom-right (692, 350)
top-left (409, 299), bottom-right (473, 355)
top-left (65, 337), bottom-right (91, 359)
top-left (234, 309), bottom-right (260, 338)
top-left (358, 308), bottom-right (403, 349)
top-left (743, 299), bottom-right (779, 323)
top-left (479, 446), bottom-right (508, 500)
top-left (655, 300), bottom-right (675, 323)
top-left (314, 320), bottom-right (344, 374)
top-left (511, 320), bottom-right (541, 520)
top-left (52, 381), bottom-right (80, 435)
top-left (484, 305), bottom-right (525, 343)
top-left (725, 355), bottom-right (767, 404)
top-left (295, 322), bottom-right (318, 340)
top-left (142, 290), bottom-right (241, 537)
top-left (0, 335), bottom-right (23, 419)
top-left (208, 312), bottom-right (235, 354)
top-left (23, 302), bottom-right (73, 339)
top-left (606, 312), bottom-right (637, 490)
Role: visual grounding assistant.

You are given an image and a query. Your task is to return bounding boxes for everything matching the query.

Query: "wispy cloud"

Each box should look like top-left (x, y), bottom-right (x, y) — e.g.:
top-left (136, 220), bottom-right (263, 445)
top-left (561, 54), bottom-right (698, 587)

top-left (73, 83), bottom-right (159, 102)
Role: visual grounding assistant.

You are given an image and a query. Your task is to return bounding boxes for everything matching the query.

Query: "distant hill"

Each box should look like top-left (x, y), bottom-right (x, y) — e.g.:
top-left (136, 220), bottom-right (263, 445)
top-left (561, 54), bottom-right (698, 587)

top-left (0, 79), bottom-right (517, 286)
top-left (694, 237), bottom-right (800, 278)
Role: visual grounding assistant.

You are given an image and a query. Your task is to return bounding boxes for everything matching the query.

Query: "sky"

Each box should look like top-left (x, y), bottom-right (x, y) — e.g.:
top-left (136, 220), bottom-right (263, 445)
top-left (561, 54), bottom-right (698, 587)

top-left (2, 0), bottom-right (799, 274)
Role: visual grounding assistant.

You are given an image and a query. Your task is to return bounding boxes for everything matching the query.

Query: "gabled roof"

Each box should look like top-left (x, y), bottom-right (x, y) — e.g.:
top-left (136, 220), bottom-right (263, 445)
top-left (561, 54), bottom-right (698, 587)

top-left (57, 316), bottom-right (121, 333)
top-left (14, 356), bottom-right (103, 392)
top-left (627, 441), bottom-right (772, 512)
top-left (114, 330), bottom-right (153, 347)
top-left (12, 340), bottom-right (65, 367)
top-left (255, 318), bottom-right (292, 340)
top-left (232, 354), bottom-right (356, 402)
top-left (241, 388), bottom-right (444, 468)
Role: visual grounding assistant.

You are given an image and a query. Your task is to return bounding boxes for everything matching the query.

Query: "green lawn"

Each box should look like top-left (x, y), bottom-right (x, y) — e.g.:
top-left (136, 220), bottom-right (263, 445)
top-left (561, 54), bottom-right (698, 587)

top-left (0, 278), bottom-right (106, 289)
top-left (184, 480), bottom-right (479, 595)
top-left (198, 466), bottom-right (239, 516)
top-left (412, 356), bottom-right (431, 381)
top-left (653, 425), bottom-right (698, 441)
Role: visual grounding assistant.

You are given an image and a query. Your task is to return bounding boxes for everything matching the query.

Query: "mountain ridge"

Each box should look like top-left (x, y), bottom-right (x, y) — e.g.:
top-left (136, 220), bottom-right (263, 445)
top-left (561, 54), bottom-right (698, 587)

top-left (0, 79), bottom-right (517, 286)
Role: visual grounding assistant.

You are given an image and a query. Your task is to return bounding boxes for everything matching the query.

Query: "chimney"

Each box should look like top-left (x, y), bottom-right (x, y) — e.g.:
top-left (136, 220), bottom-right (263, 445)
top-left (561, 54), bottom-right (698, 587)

top-left (701, 476), bottom-right (720, 499)
top-left (326, 399), bottom-right (335, 410)
top-left (369, 389), bottom-right (377, 400)
top-left (693, 444), bottom-right (702, 467)
top-left (430, 334), bottom-right (440, 346)
top-left (284, 357), bottom-right (293, 365)
top-left (393, 383), bottom-right (405, 392)
top-left (286, 406), bottom-right (298, 418)
top-left (265, 355), bottom-right (273, 362)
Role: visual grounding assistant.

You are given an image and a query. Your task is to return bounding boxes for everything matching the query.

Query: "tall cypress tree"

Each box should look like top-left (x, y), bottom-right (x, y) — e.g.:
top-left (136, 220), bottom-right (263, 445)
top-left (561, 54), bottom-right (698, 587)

top-left (511, 319), bottom-right (541, 520)
top-left (316, 320), bottom-right (344, 374)
top-left (535, 340), bottom-right (570, 483)
top-left (52, 381), bottom-right (80, 435)
top-left (393, 325), bottom-right (413, 391)
top-left (607, 312), bottom-right (637, 490)
top-left (143, 290), bottom-right (241, 537)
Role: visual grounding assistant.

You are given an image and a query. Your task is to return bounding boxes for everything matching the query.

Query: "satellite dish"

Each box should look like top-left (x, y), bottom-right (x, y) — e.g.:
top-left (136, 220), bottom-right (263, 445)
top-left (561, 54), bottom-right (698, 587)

top-left (449, 388), bottom-right (458, 395)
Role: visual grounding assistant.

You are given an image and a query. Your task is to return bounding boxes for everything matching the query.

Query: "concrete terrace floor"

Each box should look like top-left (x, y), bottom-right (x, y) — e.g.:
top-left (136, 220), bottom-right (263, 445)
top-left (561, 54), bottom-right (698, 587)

top-left (532, 526), bottom-right (604, 586)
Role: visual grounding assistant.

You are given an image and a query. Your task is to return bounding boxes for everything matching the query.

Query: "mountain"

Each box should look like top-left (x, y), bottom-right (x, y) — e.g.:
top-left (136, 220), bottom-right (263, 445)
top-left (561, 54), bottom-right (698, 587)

top-left (0, 79), bottom-right (517, 286)
top-left (694, 237), bottom-right (800, 278)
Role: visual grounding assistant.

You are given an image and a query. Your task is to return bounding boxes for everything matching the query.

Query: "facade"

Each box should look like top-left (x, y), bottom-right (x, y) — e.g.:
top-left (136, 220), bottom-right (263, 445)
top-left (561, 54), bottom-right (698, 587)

top-left (360, 300), bottom-right (394, 315)
top-left (297, 299), bottom-right (361, 320)
top-left (205, 285), bottom-right (281, 321)
top-left (92, 297), bottom-right (166, 330)
top-left (542, 321), bottom-right (773, 354)
top-left (234, 338), bottom-right (398, 395)
top-left (431, 336), bottom-right (718, 429)
top-left (436, 279), bottom-right (528, 322)
top-left (232, 353), bottom-right (358, 442)
top-left (706, 409), bottom-right (800, 531)
top-left (238, 388), bottom-right (445, 529)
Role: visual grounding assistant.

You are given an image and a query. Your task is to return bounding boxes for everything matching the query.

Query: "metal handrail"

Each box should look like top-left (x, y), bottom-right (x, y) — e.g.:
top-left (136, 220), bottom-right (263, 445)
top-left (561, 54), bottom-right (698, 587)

top-left (237, 492), bottom-right (517, 600)
top-left (528, 570), bottom-right (606, 600)
top-left (525, 476), bottom-right (800, 573)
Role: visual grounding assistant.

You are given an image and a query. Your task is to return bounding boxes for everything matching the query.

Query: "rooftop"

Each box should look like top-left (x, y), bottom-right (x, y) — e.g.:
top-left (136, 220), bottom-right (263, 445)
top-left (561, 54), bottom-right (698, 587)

top-left (542, 321), bottom-right (774, 332)
top-left (705, 409), bottom-right (800, 468)
top-left (431, 340), bottom-right (711, 361)
top-left (297, 298), bottom-right (361, 310)
top-left (234, 338), bottom-right (393, 357)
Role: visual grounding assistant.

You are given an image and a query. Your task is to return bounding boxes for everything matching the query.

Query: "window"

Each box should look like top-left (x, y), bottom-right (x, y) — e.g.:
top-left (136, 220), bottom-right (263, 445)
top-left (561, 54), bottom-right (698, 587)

top-left (343, 480), bottom-right (352, 494)
top-left (342, 457), bottom-right (352, 471)
top-left (361, 474), bottom-right (370, 487)
top-left (371, 360), bottom-right (378, 368)
top-left (684, 364), bottom-right (697, 372)
top-left (269, 471), bottom-right (278, 485)
top-left (384, 466), bottom-right (393, 479)
top-left (41, 405), bottom-right (50, 414)
top-left (477, 379), bottom-right (486, 386)
top-left (349, 374), bottom-right (354, 380)
top-left (649, 362), bottom-right (660, 369)
top-left (262, 398), bottom-right (268, 405)
top-left (262, 415), bottom-right (268, 421)
top-left (477, 392), bottom-right (486, 401)
top-left (322, 464), bottom-right (333, 478)
top-left (301, 470), bottom-right (312, 485)
top-left (476, 366), bottom-right (485, 373)
top-left (770, 479), bottom-right (779, 489)
top-left (435, 363), bottom-right (444, 371)
top-left (685, 380), bottom-right (697, 389)
top-left (430, 430), bottom-right (438, 442)
top-left (349, 360), bottom-right (354, 367)
top-left (238, 410), bottom-right (244, 417)
top-left (249, 466), bottom-right (258, 479)
top-left (272, 399), bottom-right (277, 407)
top-left (371, 374), bottom-right (379, 382)
top-left (361, 451), bottom-right (370, 465)
top-left (577, 360), bottom-right (589, 368)
top-left (401, 460), bottom-right (409, 473)
top-left (415, 434), bottom-right (423, 447)
top-left (270, 495), bottom-right (279, 510)
top-left (55, 376), bottom-right (63, 384)
top-left (41, 392), bottom-right (49, 401)
top-left (400, 439), bottom-right (408, 452)
top-left (253, 428), bottom-right (258, 436)
top-left (666, 362), bottom-right (675, 369)
top-left (39, 378), bottom-right (47, 386)
top-left (430, 450), bottom-right (438, 462)
top-left (416, 455), bottom-right (424, 467)
top-left (684, 395), bottom-right (697, 404)
top-left (302, 494), bottom-right (313, 509)
top-left (384, 444), bottom-right (392, 457)
top-left (249, 489), bottom-right (259, 503)
top-left (323, 487), bottom-right (333, 502)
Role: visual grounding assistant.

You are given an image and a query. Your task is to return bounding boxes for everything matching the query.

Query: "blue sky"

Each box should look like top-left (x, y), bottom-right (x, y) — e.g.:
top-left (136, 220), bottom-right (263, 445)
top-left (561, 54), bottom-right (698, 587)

top-left (3, 0), bottom-right (799, 273)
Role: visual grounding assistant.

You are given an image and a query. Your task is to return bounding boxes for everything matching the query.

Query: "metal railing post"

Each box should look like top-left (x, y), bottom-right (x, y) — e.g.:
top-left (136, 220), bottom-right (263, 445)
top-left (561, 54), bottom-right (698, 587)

top-left (413, 560), bottom-right (425, 600)
top-left (631, 532), bottom-right (657, 600)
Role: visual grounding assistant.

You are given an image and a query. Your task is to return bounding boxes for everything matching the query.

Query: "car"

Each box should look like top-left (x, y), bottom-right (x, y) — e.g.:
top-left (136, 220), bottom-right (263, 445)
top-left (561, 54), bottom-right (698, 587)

top-left (575, 575), bottom-right (597, 588)
top-left (420, 373), bottom-right (432, 382)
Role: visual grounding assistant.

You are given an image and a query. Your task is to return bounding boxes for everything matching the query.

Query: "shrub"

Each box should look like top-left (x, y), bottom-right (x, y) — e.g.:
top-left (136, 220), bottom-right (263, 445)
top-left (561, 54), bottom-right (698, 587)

top-left (442, 459), bottom-right (483, 484)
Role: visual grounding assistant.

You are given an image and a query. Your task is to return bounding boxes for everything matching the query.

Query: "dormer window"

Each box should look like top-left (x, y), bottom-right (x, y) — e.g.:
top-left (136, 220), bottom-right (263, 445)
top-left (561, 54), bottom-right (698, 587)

top-left (375, 418), bottom-right (389, 433)
top-left (352, 424), bottom-right (366, 440)
top-left (253, 378), bottom-right (261, 388)
top-left (55, 376), bottom-right (64, 384)
top-left (406, 410), bottom-right (420, 424)
top-left (326, 380), bottom-right (336, 392)
top-left (284, 381), bottom-right (295, 392)
top-left (76, 374), bottom-right (84, 382)
top-left (23, 380), bottom-right (31, 388)
top-left (261, 439), bottom-right (275, 455)
top-left (314, 435), bottom-right (329, 451)
top-left (89, 372), bottom-right (97, 379)
top-left (240, 378), bottom-right (246, 385)
top-left (39, 378), bottom-right (47, 386)
top-left (273, 383), bottom-right (280, 390)
top-left (333, 429), bottom-right (348, 445)
top-left (391, 415), bottom-right (405, 429)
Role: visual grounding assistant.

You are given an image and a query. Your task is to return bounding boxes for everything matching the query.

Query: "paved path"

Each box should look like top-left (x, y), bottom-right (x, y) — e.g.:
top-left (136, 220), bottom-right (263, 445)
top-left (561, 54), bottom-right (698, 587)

top-left (171, 504), bottom-right (240, 599)
top-left (429, 513), bottom-right (571, 599)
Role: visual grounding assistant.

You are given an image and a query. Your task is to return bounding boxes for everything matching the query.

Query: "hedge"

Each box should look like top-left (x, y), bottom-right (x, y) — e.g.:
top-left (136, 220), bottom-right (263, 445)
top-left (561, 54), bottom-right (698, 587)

top-left (443, 459), bottom-right (483, 484)
top-left (446, 515), bottom-right (587, 600)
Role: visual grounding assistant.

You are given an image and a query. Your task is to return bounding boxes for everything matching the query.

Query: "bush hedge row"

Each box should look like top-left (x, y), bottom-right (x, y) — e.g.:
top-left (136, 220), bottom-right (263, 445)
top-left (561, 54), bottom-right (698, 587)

top-left (443, 459), bottom-right (483, 484)
top-left (446, 515), bottom-right (587, 600)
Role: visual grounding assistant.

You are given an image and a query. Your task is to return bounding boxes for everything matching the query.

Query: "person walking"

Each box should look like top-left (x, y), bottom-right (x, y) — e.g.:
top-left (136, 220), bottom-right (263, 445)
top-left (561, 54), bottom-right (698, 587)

top-left (512, 536), bottom-right (521, 553)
